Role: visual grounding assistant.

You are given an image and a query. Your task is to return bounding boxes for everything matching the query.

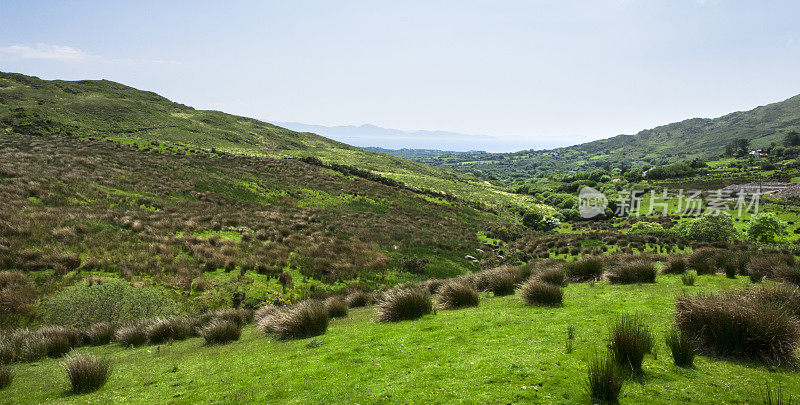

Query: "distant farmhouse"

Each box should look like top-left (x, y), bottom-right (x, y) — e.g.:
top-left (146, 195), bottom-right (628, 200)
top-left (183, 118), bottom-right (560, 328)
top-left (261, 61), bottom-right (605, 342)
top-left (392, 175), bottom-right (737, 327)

top-left (749, 149), bottom-right (768, 158)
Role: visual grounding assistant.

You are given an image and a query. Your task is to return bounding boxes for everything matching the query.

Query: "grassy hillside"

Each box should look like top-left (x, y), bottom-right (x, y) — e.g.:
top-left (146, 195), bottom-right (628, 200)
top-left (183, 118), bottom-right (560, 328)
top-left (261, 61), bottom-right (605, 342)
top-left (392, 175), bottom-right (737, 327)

top-left (415, 93), bottom-right (800, 180)
top-left (0, 72), bottom-right (547, 215)
top-left (5, 275), bottom-right (798, 404)
top-left (0, 133), bottom-right (502, 326)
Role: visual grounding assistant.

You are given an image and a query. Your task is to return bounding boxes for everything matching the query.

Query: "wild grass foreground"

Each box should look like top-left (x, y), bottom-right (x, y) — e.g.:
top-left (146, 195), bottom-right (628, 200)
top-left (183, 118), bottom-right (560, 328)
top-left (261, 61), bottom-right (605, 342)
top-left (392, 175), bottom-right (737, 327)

top-left (3, 274), bottom-right (799, 404)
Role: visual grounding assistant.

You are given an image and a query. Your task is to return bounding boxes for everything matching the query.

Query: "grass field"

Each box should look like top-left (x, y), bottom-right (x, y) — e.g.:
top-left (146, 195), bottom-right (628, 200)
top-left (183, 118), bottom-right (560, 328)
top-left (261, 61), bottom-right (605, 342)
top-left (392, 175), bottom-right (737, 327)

top-left (5, 274), bottom-right (797, 404)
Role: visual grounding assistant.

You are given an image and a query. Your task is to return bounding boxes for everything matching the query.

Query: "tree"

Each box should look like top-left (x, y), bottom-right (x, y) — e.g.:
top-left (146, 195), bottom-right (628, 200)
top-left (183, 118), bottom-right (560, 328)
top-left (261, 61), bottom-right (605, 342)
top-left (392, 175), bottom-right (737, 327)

top-left (746, 212), bottom-right (788, 243)
top-left (724, 138), bottom-right (750, 157)
top-left (522, 211), bottom-right (560, 232)
top-left (784, 131), bottom-right (800, 147)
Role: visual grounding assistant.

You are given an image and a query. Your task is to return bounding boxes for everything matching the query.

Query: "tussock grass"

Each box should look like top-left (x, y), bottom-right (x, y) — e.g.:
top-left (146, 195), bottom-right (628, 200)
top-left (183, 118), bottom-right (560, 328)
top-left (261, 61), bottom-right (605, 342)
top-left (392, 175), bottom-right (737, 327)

top-left (662, 255), bottom-right (687, 274)
top-left (199, 318), bottom-right (241, 345)
top-left (0, 365), bottom-right (11, 389)
top-left (665, 328), bottom-right (695, 367)
top-left (324, 296), bottom-right (349, 318)
top-left (675, 287), bottom-right (800, 365)
top-left (345, 291), bottom-right (373, 308)
top-left (536, 266), bottom-right (567, 287)
top-left (114, 323), bottom-right (148, 347)
top-left (63, 354), bottom-right (110, 394)
top-left (607, 260), bottom-right (657, 284)
top-left (519, 279), bottom-right (563, 307)
top-left (377, 288), bottom-right (433, 322)
top-left (437, 280), bottom-right (479, 310)
top-left (259, 301), bottom-right (330, 340)
top-left (85, 323), bottom-right (114, 346)
top-left (608, 315), bottom-right (653, 373)
top-left (586, 354), bottom-right (623, 403)
top-left (565, 257), bottom-right (604, 281)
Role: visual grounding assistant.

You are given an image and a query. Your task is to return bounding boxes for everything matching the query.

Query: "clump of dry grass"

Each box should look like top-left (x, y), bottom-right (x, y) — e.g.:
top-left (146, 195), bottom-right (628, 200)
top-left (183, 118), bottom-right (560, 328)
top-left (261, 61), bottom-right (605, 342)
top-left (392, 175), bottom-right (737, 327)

top-left (437, 280), bottom-right (479, 310)
top-left (376, 288), bottom-right (433, 322)
top-left (259, 300), bottom-right (330, 340)
top-left (63, 354), bottom-right (110, 394)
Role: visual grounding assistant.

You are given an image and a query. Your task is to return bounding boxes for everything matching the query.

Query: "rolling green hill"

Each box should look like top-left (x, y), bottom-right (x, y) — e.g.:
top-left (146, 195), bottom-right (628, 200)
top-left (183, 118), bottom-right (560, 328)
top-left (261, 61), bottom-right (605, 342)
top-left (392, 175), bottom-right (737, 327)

top-left (415, 93), bottom-right (800, 180)
top-left (0, 72), bottom-right (548, 215)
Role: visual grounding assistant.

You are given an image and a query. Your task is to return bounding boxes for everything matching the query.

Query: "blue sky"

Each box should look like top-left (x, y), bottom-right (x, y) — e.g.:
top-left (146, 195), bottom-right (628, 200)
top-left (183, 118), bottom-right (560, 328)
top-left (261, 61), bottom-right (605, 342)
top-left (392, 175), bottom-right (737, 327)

top-left (2, 0), bottom-right (799, 150)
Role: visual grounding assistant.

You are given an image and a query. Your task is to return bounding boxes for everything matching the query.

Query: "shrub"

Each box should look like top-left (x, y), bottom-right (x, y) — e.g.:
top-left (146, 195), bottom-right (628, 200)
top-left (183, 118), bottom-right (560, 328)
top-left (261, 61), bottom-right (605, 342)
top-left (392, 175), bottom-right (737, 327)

top-left (681, 272), bottom-right (696, 286)
top-left (85, 323), bottom-right (114, 346)
top-left (586, 354), bottom-right (623, 403)
top-left (437, 281), bottom-right (479, 310)
top-left (377, 288), bottom-right (433, 322)
top-left (630, 221), bottom-right (674, 238)
top-left (487, 270), bottom-right (517, 296)
top-left (675, 288), bottom-right (800, 365)
top-left (0, 365), bottom-right (11, 389)
top-left (747, 213), bottom-right (789, 243)
top-left (677, 212), bottom-right (739, 242)
top-left (115, 323), bottom-right (148, 347)
top-left (564, 257), bottom-right (604, 281)
top-left (324, 296), bottom-right (349, 318)
top-left (200, 318), bottom-right (241, 345)
top-left (345, 291), bottom-right (373, 308)
top-left (260, 300), bottom-right (329, 340)
top-left (519, 279), bottom-right (563, 307)
top-left (607, 260), bottom-right (656, 284)
top-left (536, 266), bottom-right (567, 287)
top-left (661, 255), bottom-right (687, 274)
top-left (665, 328), bottom-right (695, 367)
top-left (63, 354), bottom-right (110, 394)
top-left (608, 315), bottom-right (653, 373)
top-left (39, 279), bottom-right (177, 327)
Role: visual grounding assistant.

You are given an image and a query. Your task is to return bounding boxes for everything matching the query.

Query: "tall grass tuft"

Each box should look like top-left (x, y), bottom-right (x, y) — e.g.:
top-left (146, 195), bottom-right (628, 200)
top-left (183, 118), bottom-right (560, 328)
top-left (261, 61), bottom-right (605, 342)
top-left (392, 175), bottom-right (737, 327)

top-left (324, 296), bottom-right (349, 318)
top-left (664, 328), bottom-right (695, 367)
top-left (761, 383), bottom-right (799, 405)
top-left (85, 323), bottom-right (114, 346)
top-left (259, 300), bottom-right (330, 340)
top-left (537, 266), bottom-right (567, 287)
top-left (345, 291), bottom-right (373, 308)
top-left (565, 257), bottom-right (604, 281)
top-left (199, 318), bottom-right (241, 345)
top-left (586, 354), bottom-right (623, 403)
top-left (377, 288), bottom-right (433, 322)
top-left (608, 315), bottom-right (653, 373)
top-left (437, 280), bottom-right (479, 310)
top-left (681, 272), bottom-right (696, 286)
top-left (675, 287), bottom-right (800, 365)
top-left (487, 270), bottom-right (517, 296)
top-left (519, 279), bottom-right (563, 307)
top-left (63, 354), bottom-right (110, 394)
top-left (688, 248), bottom-right (717, 275)
top-left (0, 365), bottom-right (11, 390)
top-left (607, 260), bottom-right (657, 284)
top-left (662, 255), bottom-right (687, 274)
top-left (115, 323), bottom-right (148, 347)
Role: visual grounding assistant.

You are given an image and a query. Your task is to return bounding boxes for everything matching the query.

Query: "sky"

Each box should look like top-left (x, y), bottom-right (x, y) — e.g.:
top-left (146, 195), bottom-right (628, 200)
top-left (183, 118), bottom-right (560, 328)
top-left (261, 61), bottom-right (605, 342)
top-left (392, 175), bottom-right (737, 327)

top-left (2, 0), bottom-right (800, 151)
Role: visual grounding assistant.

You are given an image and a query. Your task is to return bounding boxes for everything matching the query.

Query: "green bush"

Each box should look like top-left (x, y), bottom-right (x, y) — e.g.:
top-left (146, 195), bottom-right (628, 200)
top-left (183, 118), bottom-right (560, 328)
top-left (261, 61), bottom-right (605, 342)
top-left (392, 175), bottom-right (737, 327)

top-left (681, 272), bottom-right (696, 286)
top-left (63, 354), bottom-right (110, 394)
top-left (630, 221), bottom-right (675, 238)
top-left (39, 279), bottom-right (178, 327)
top-left (746, 213), bottom-right (788, 243)
top-left (676, 212), bottom-right (739, 242)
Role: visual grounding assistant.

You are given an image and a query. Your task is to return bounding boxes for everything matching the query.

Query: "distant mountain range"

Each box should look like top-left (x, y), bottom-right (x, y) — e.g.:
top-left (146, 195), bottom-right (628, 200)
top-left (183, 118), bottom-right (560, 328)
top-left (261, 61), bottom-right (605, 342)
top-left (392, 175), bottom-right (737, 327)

top-left (269, 122), bottom-right (532, 152)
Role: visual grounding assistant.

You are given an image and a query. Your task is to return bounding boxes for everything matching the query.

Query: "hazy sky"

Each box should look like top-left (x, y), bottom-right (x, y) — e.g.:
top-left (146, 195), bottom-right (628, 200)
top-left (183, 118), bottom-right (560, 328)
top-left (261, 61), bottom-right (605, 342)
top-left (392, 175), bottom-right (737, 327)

top-left (2, 0), bottom-right (800, 149)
